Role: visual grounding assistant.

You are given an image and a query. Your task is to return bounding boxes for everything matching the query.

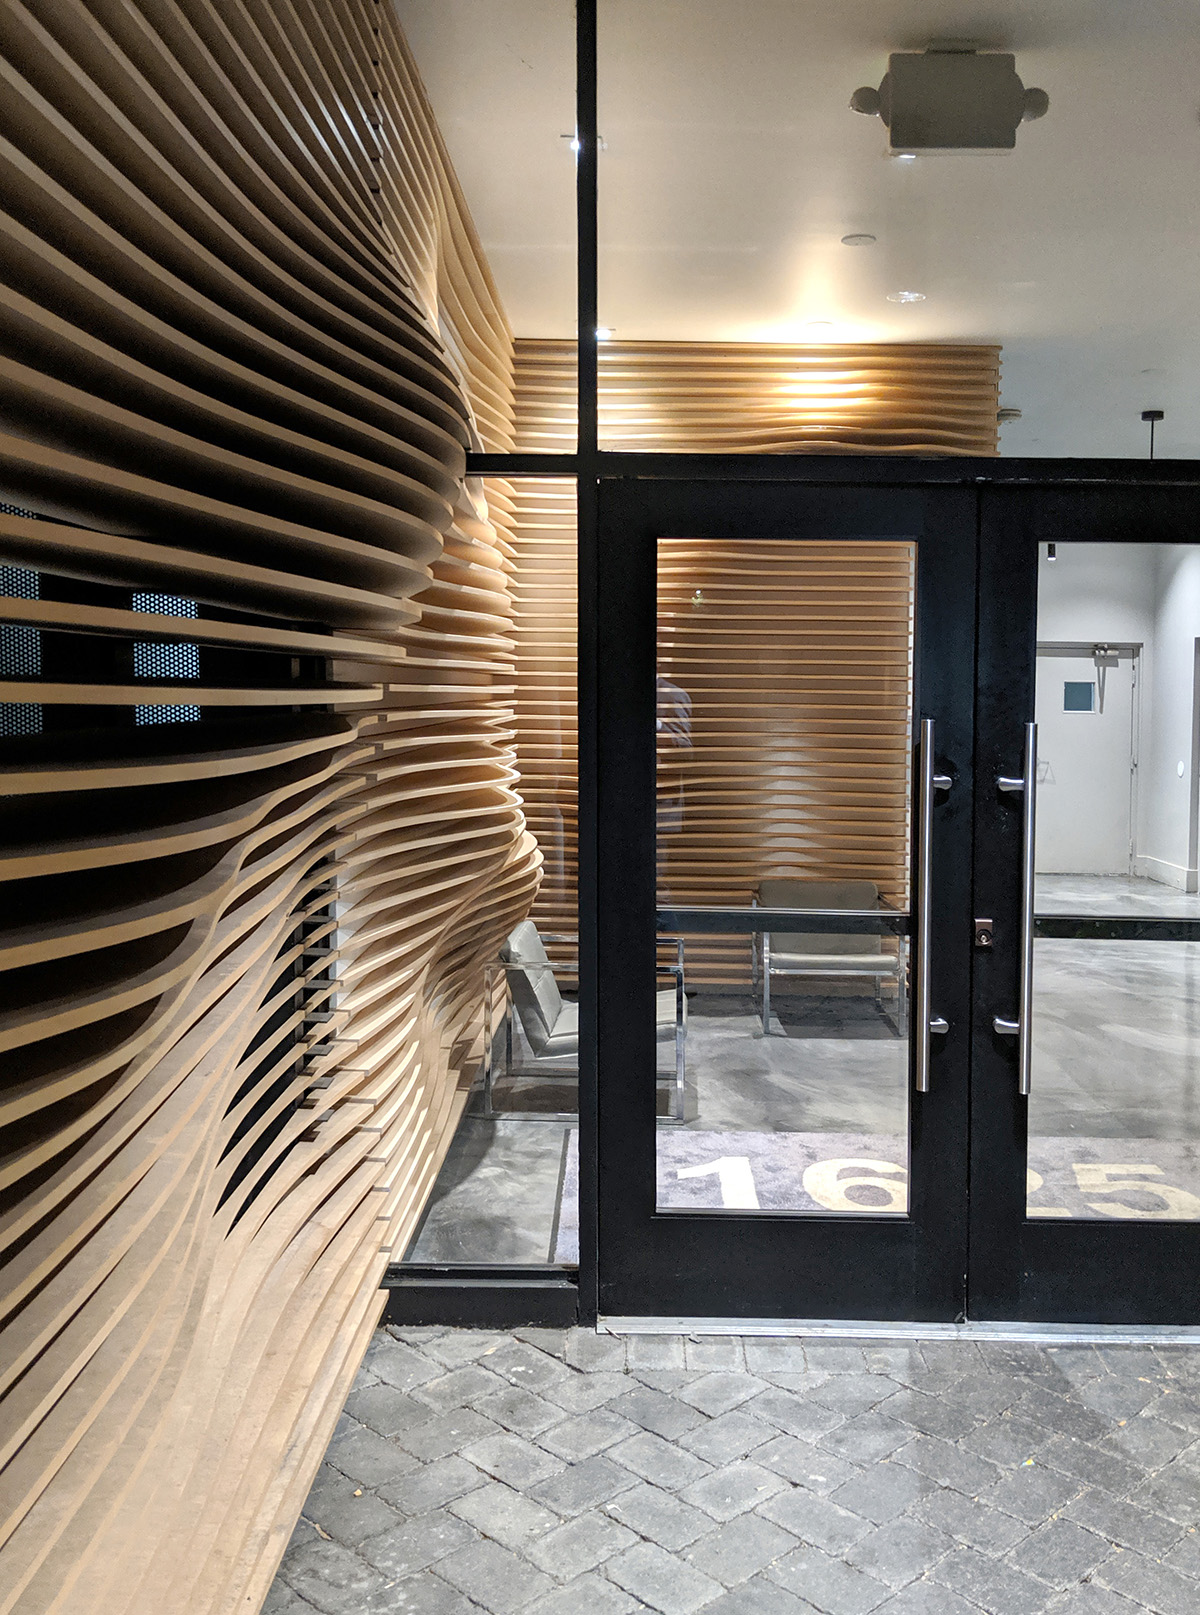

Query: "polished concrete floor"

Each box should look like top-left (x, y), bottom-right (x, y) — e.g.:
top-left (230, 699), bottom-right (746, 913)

top-left (404, 875), bottom-right (1200, 1265)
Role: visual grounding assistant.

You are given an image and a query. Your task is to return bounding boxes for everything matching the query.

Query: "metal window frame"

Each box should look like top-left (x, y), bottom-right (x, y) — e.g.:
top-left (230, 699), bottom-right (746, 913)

top-left (402, 1), bottom-right (1200, 1330)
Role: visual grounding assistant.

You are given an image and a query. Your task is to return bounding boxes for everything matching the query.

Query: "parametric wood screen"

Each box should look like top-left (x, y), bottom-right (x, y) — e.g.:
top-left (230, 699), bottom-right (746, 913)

top-left (510, 339), bottom-right (993, 966)
top-left (657, 538), bottom-right (915, 985)
top-left (0, 4), bottom-right (535, 1610)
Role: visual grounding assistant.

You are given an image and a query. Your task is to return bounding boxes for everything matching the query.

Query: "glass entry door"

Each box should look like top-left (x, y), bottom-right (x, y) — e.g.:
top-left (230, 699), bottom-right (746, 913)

top-left (594, 477), bottom-right (977, 1321)
top-left (971, 483), bottom-right (1200, 1324)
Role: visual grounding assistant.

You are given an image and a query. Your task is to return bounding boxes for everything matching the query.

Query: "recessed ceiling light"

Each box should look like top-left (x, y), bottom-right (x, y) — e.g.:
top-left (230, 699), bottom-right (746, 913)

top-left (841, 233), bottom-right (877, 246)
top-left (886, 290), bottom-right (926, 303)
top-left (892, 152), bottom-right (917, 162)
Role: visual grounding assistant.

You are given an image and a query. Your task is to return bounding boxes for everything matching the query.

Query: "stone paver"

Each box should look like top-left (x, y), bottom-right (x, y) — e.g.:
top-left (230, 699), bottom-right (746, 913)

top-left (273, 1328), bottom-right (1200, 1615)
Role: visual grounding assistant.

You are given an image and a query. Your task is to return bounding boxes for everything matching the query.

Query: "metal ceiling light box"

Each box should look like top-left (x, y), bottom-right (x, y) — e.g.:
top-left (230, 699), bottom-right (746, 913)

top-left (852, 44), bottom-right (1049, 152)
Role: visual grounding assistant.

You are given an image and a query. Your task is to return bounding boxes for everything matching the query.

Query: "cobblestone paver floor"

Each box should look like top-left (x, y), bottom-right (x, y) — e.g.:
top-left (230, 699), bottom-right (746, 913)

top-left (268, 1327), bottom-right (1200, 1615)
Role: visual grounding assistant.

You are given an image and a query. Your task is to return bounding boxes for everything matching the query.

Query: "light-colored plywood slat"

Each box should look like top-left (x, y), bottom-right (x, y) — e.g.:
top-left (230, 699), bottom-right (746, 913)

top-left (0, 7), bottom-right (535, 1615)
top-left (508, 339), bottom-right (985, 977)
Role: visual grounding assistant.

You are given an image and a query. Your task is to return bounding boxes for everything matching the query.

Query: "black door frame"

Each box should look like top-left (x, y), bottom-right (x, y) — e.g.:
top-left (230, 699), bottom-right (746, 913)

top-left (593, 474), bottom-right (978, 1321)
top-left (386, 0), bottom-right (1200, 1332)
top-left (971, 481), bottom-right (1200, 1324)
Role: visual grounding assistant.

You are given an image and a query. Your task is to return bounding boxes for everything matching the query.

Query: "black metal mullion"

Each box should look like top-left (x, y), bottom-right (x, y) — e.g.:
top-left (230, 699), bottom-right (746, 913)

top-left (574, 0), bottom-right (601, 1325)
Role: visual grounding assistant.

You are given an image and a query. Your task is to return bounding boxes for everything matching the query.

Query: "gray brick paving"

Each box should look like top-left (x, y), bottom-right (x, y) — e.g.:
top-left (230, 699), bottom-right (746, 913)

top-left (272, 1329), bottom-right (1200, 1615)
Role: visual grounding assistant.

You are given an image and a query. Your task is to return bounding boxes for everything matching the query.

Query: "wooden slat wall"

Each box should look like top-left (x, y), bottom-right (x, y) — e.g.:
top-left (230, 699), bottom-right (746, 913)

top-left (510, 339), bottom-right (995, 971)
top-left (657, 539), bottom-right (914, 984)
top-left (0, 6), bottom-right (536, 1614)
top-left (515, 339), bottom-right (1000, 455)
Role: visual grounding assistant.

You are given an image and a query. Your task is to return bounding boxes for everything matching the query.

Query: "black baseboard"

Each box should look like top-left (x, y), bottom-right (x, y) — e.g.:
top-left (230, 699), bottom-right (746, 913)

top-left (382, 1266), bottom-right (580, 1328)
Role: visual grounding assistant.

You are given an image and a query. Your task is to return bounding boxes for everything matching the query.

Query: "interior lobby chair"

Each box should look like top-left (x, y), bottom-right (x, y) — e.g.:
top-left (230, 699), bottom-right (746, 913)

top-left (753, 877), bottom-right (904, 1036)
top-left (484, 920), bottom-right (687, 1117)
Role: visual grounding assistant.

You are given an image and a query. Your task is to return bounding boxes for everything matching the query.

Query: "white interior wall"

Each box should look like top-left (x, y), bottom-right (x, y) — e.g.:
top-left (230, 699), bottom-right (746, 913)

top-left (1036, 543), bottom-right (1157, 647)
top-left (1140, 547), bottom-right (1200, 890)
top-left (1036, 542), bottom-right (1200, 891)
top-left (1035, 545), bottom-right (1156, 878)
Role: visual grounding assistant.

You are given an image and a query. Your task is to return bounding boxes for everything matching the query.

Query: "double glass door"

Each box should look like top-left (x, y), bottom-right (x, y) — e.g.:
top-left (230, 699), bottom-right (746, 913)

top-left (594, 472), bottom-right (1200, 1325)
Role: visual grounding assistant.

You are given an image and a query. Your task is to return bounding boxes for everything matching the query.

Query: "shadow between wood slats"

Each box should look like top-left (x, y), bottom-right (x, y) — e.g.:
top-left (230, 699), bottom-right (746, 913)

top-left (0, 5), bottom-right (533, 1612)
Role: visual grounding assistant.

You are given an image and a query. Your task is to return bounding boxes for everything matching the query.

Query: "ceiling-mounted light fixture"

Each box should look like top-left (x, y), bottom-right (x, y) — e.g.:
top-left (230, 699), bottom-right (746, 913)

top-left (997, 407), bottom-right (1022, 423)
top-left (852, 44), bottom-right (1049, 152)
top-left (1142, 408), bottom-right (1164, 459)
top-left (841, 233), bottom-right (877, 246)
top-left (886, 290), bottom-right (926, 303)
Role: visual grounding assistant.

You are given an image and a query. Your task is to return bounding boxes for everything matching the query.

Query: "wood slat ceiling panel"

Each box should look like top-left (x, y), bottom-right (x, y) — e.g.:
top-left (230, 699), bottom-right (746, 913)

top-left (0, 6), bottom-right (534, 1614)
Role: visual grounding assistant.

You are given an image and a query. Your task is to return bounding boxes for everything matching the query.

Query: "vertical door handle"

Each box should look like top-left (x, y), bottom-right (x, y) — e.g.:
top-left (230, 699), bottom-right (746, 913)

top-left (915, 718), bottom-right (952, 1094)
top-left (994, 722), bottom-right (1037, 1095)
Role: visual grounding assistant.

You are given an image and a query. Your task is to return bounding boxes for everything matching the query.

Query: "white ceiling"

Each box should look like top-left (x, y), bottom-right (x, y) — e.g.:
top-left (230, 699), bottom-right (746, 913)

top-left (395, 0), bottom-right (1200, 457)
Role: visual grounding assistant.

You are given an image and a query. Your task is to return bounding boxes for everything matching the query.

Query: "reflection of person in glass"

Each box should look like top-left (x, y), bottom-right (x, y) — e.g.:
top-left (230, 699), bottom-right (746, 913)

top-left (657, 675), bottom-right (692, 902)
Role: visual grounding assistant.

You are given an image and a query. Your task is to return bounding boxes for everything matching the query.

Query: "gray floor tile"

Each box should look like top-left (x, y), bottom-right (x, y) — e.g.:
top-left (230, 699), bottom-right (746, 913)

top-left (525, 1571), bottom-right (643, 1615)
top-left (819, 1412), bottom-right (911, 1466)
top-left (324, 1424), bottom-right (420, 1488)
top-left (682, 1373), bottom-right (772, 1417)
top-left (610, 1430), bottom-right (715, 1490)
top-left (436, 1538), bottom-right (556, 1613)
top-left (929, 1545), bottom-right (1056, 1615)
top-left (759, 1490), bottom-right (873, 1555)
top-left (538, 1409), bottom-right (643, 1461)
top-left (300, 1472), bottom-right (404, 1547)
top-left (277, 1539), bottom-right (387, 1615)
top-left (703, 1575), bottom-right (823, 1614)
top-left (830, 1463), bottom-right (931, 1526)
top-left (767, 1542), bottom-right (889, 1614)
top-left (462, 1434), bottom-right (566, 1488)
top-left (870, 1583), bottom-right (982, 1615)
top-left (376, 1456), bottom-right (485, 1516)
top-left (680, 1410), bottom-right (775, 1465)
top-left (1161, 1525), bottom-right (1200, 1576)
top-left (414, 1364), bottom-right (506, 1412)
top-left (603, 1482), bottom-right (716, 1550)
top-left (530, 1455), bottom-right (641, 1516)
top-left (475, 1386), bottom-right (567, 1438)
top-left (364, 1569), bottom-right (481, 1615)
top-left (1062, 1489), bottom-right (1183, 1557)
top-left (749, 1390), bottom-right (845, 1442)
top-left (271, 1328), bottom-right (1200, 1615)
top-left (1095, 1548), bottom-right (1200, 1615)
top-left (844, 1518), bottom-right (954, 1590)
top-left (449, 1480), bottom-right (560, 1548)
top-left (754, 1435), bottom-right (860, 1495)
top-left (608, 1386), bottom-right (709, 1440)
top-left (1006, 1519), bottom-right (1109, 1589)
top-left (608, 1540), bottom-right (726, 1614)
top-left (684, 1513), bottom-right (799, 1586)
top-left (680, 1461), bottom-right (786, 1521)
top-left (911, 1490), bottom-right (1030, 1556)
top-left (526, 1510), bottom-right (637, 1578)
top-left (359, 1510), bottom-right (479, 1579)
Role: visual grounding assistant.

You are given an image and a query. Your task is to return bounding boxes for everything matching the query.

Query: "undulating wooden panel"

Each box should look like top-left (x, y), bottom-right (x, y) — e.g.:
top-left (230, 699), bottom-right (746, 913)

top-left (509, 338), bottom-right (988, 975)
top-left (0, 6), bottom-right (534, 1613)
top-left (514, 339), bottom-right (1000, 456)
top-left (657, 539), bottom-right (914, 984)
top-left (498, 476), bottom-right (577, 955)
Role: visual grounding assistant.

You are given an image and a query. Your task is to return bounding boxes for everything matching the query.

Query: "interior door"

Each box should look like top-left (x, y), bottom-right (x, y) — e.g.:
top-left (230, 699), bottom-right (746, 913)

top-left (972, 482), bottom-right (1200, 1323)
top-left (594, 475), bottom-right (976, 1321)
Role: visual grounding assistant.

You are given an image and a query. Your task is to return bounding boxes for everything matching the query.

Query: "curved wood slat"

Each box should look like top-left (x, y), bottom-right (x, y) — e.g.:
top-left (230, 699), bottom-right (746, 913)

top-left (0, 8), bottom-right (534, 1615)
top-left (508, 342), bottom-right (988, 976)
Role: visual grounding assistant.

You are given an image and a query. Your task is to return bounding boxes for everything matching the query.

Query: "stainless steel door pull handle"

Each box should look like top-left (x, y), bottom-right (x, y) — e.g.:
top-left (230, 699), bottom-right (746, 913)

top-left (915, 718), bottom-right (952, 1093)
top-left (994, 724), bottom-right (1037, 1094)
